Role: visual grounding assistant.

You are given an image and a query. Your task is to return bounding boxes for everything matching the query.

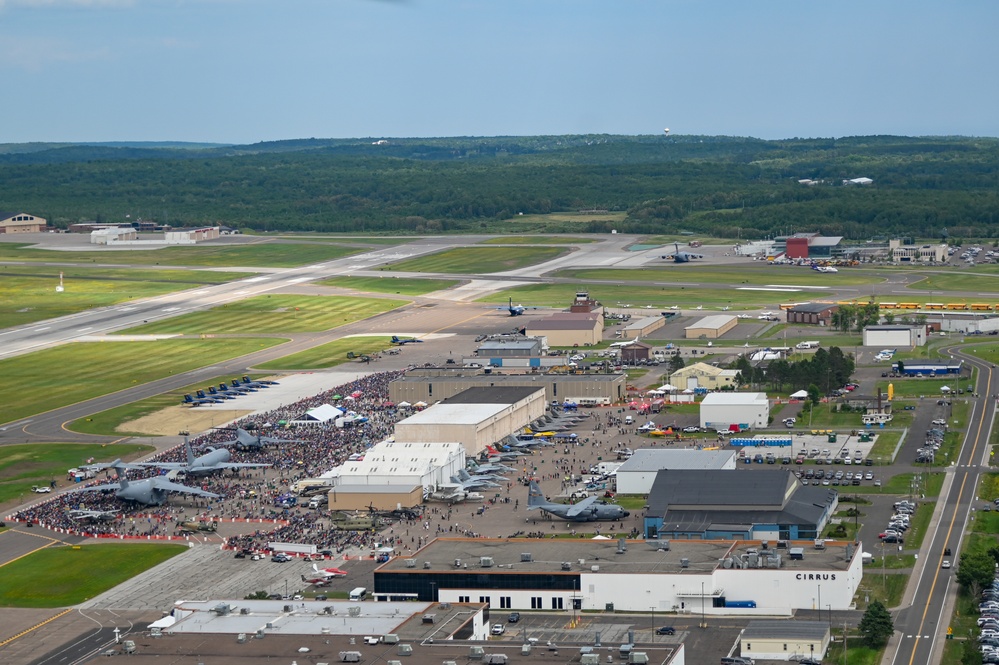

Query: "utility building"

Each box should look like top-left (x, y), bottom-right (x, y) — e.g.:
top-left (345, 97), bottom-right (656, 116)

top-left (700, 392), bottom-right (769, 432)
top-left (740, 620), bottom-right (832, 662)
top-left (685, 314), bottom-right (738, 339)
top-left (863, 325), bottom-right (927, 348)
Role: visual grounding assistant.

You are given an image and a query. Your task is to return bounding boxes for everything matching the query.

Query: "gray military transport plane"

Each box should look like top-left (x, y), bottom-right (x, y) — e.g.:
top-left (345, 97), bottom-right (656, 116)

top-left (527, 481), bottom-right (630, 522)
top-left (136, 438), bottom-right (271, 477)
top-left (76, 460), bottom-right (220, 506)
top-left (214, 427), bottom-right (306, 451)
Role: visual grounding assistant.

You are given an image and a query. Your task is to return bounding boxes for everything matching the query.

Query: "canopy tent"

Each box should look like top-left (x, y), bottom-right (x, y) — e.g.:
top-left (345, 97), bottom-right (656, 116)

top-left (790, 389), bottom-right (808, 399)
top-left (659, 384), bottom-right (676, 392)
top-left (940, 386), bottom-right (952, 393)
top-left (397, 401), bottom-right (412, 408)
top-left (302, 404), bottom-right (345, 423)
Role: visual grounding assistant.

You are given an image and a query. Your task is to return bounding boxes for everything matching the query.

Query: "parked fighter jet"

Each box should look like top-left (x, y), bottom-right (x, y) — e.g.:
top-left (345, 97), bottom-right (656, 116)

top-left (391, 335), bottom-right (423, 345)
top-left (67, 508), bottom-right (120, 522)
top-left (76, 460), bottom-right (220, 506)
top-left (137, 438), bottom-right (271, 477)
top-left (497, 297), bottom-right (541, 317)
top-left (214, 427), bottom-right (306, 451)
top-left (526, 481), bottom-right (630, 522)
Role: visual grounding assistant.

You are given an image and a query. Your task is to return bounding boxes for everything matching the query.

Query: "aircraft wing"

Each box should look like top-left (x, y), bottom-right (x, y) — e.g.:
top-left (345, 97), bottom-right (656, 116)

top-left (136, 462), bottom-right (187, 469)
top-left (150, 478), bottom-right (221, 499)
top-left (564, 496), bottom-right (599, 517)
top-left (72, 483), bottom-right (124, 494)
top-left (218, 463), bottom-right (272, 470)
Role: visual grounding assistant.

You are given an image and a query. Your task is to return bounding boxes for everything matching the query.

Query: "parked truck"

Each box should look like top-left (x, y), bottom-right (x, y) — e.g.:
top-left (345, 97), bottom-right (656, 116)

top-left (795, 341), bottom-right (820, 350)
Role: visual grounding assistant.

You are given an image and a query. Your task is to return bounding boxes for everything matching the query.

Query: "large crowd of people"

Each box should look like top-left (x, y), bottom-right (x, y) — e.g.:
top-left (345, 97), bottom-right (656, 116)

top-left (12, 370), bottom-right (418, 554)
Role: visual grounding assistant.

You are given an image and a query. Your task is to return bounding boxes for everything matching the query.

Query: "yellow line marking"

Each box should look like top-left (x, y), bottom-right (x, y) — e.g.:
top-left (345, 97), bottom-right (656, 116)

top-left (0, 608), bottom-right (73, 648)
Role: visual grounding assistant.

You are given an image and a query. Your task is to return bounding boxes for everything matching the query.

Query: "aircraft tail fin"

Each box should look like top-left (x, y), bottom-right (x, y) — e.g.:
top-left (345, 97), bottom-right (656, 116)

top-left (526, 480), bottom-right (546, 510)
top-left (457, 469), bottom-right (472, 481)
top-left (184, 437), bottom-right (195, 466)
top-left (391, 336), bottom-right (399, 342)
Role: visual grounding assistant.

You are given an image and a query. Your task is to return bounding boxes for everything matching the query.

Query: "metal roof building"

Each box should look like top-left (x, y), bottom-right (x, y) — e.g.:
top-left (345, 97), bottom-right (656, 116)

top-left (740, 619), bottom-right (832, 661)
top-left (615, 448), bottom-right (737, 494)
top-left (644, 469), bottom-right (838, 541)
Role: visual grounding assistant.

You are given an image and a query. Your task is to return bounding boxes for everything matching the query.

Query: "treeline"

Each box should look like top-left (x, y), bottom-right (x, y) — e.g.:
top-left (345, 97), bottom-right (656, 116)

top-left (1, 134), bottom-right (997, 237)
top-left (731, 347), bottom-right (855, 395)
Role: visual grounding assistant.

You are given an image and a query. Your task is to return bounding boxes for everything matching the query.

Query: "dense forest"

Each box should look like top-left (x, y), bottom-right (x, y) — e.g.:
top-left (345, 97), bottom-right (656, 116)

top-left (2, 134), bottom-right (997, 239)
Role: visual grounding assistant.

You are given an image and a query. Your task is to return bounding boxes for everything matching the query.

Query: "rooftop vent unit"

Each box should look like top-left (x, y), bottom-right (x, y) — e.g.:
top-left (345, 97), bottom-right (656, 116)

top-left (469, 646), bottom-right (485, 659)
top-left (405, 559), bottom-right (416, 568)
top-left (236, 633), bottom-right (247, 643)
top-left (424, 561), bottom-right (432, 569)
top-left (283, 605), bottom-right (294, 613)
top-left (348, 606), bottom-right (361, 617)
top-left (591, 565), bottom-right (600, 572)
top-left (480, 556), bottom-right (494, 568)
top-left (680, 558), bottom-right (689, 569)
top-left (240, 607), bottom-right (250, 615)
top-left (397, 645), bottom-right (413, 656)
top-left (453, 559), bottom-right (462, 568)
top-left (339, 651), bottom-right (362, 663)
top-left (520, 552), bottom-right (533, 562)
top-left (561, 562), bottom-right (572, 571)
top-left (616, 538), bottom-right (627, 554)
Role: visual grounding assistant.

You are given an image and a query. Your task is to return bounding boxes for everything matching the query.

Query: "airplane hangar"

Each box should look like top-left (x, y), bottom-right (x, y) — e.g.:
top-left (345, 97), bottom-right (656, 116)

top-left (373, 537), bottom-right (863, 616)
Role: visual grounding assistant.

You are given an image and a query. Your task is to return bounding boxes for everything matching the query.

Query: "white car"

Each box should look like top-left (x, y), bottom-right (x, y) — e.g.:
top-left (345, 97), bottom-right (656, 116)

top-left (491, 623), bottom-right (506, 635)
top-left (31, 485), bottom-right (52, 493)
top-left (682, 426), bottom-right (701, 433)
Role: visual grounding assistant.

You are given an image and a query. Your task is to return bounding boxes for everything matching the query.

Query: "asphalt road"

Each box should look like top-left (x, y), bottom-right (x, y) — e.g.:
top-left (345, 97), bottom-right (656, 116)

top-left (886, 349), bottom-right (996, 665)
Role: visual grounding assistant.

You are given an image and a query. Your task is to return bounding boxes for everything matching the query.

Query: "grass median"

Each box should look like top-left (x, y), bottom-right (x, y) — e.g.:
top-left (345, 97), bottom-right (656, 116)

top-left (0, 543), bottom-right (186, 607)
top-left (316, 276), bottom-right (459, 296)
top-left (385, 246), bottom-right (565, 273)
top-left (0, 337), bottom-right (285, 426)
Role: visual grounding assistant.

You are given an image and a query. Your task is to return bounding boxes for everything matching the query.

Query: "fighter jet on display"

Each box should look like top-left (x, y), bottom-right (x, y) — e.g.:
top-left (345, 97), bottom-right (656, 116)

top-left (137, 438), bottom-right (271, 477)
top-left (391, 335), bottom-right (423, 345)
top-left (450, 471), bottom-right (501, 491)
top-left (467, 460), bottom-right (514, 475)
top-left (67, 508), bottom-right (120, 522)
top-left (527, 481), bottom-right (630, 522)
top-left (214, 427), bottom-right (306, 451)
top-left (661, 243), bottom-right (704, 263)
top-left (76, 460), bottom-right (221, 506)
top-left (302, 563), bottom-right (348, 586)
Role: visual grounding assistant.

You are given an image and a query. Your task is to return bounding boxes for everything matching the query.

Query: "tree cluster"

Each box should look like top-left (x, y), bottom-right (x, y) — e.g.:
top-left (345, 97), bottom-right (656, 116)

top-left (0, 135), bottom-right (997, 238)
top-left (732, 347), bottom-right (854, 394)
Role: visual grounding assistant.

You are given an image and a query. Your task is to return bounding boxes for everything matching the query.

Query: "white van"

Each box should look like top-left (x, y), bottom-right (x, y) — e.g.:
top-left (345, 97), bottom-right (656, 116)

top-left (349, 587), bottom-right (368, 601)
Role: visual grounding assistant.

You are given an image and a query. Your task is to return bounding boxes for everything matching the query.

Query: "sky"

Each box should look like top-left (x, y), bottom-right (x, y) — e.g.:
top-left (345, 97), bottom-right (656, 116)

top-left (2, 0), bottom-right (997, 144)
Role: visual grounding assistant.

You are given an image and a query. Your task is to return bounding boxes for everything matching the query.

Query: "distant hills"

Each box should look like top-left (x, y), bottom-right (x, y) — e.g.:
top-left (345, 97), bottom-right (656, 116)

top-left (1, 134), bottom-right (996, 239)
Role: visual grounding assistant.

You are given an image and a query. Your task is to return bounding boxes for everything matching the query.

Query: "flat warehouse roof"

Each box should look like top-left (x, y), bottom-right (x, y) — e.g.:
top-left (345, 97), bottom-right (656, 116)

top-left (443, 386), bottom-right (543, 404)
top-left (398, 403), bottom-right (510, 425)
top-left (617, 449), bottom-right (736, 472)
top-left (686, 314), bottom-right (737, 329)
top-left (700, 392), bottom-right (768, 406)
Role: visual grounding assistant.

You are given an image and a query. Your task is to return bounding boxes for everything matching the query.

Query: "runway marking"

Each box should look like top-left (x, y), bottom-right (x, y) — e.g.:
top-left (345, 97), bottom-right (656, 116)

top-left (735, 287), bottom-right (803, 292)
top-left (764, 284), bottom-right (830, 289)
top-left (287, 277), bottom-right (311, 284)
top-left (242, 276), bottom-right (270, 283)
top-left (189, 290), bottom-right (209, 296)
top-left (78, 327), bottom-right (92, 333)
top-left (162, 307), bottom-right (180, 312)
top-left (0, 608), bottom-right (73, 648)
top-left (34, 327), bottom-right (51, 332)
top-left (117, 307), bottom-right (135, 312)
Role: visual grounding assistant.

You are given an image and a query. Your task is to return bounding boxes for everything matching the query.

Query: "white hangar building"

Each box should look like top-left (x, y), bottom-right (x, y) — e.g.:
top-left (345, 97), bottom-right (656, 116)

top-left (700, 392), bottom-right (770, 432)
top-left (615, 448), bottom-right (737, 494)
top-left (862, 325), bottom-right (927, 348)
top-left (393, 386), bottom-right (546, 457)
top-left (375, 537), bottom-right (864, 617)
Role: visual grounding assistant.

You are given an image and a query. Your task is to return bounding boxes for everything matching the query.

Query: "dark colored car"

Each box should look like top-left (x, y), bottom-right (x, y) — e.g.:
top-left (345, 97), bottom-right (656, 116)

top-left (508, 612), bottom-right (521, 623)
top-left (656, 626), bottom-right (676, 635)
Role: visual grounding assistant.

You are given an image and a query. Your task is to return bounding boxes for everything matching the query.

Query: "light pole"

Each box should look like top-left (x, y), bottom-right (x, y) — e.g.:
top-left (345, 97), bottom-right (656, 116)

top-left (700, 581), bottom-right (706, 629)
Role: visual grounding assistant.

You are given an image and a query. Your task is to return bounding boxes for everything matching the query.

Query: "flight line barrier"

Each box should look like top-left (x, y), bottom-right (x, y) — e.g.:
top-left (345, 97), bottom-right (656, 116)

top-left (729, 437), bottom-right (793, 448)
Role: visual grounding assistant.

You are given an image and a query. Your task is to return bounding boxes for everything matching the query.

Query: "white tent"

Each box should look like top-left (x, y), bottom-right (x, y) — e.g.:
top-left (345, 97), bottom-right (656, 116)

top-left (659, 384), bottom-right (676, 391)
top-left (940, 386), bottom-right (952, 393)
top-left (303, 404), bottom-right (344, 423)
top-left (397, 401), bottom-right (412, 408)
top-left (790, 389), bottom-right (808, 399)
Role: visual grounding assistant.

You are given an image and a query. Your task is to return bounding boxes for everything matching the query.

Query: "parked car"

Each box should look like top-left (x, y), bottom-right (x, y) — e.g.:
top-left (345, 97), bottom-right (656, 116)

top-left (491, 623), bottom-right (506, 635)
top-left (655, 626), bottom-right (676, 635)
top-left (508, 612), bottom-right (521, 623)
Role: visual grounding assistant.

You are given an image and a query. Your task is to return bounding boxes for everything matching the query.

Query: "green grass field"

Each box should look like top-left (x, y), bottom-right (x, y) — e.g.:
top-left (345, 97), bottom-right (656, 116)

top-left (255, 336), bottom-right (396, 370)
top-left (859, 572), bottom-right (908, 609)
top-left (907, 270), bottom-right (999, 293)
top-left (0, 241), bottom-right (361, 268)
top-left (271, 235), bottom-right (411, 246)
top-left (883, 377), bottom-right (968, 398)
top-left (479, 236), bottom-right (596, 245)
top-left (554, 265), bottom-right (879, 287)
top-left (316, 276), bottom-right (460, 295)
top-left (116, 295), bottom-right (407, 334)
top-left (0, 544), bottom-right (186, 607)
top-left (384, 246), bottom-right (565, 274)
top-left (0, 266), bottom-right (252, 328)
top-left (0, 443), bottom-right (153, 504)
top-left (476, 283), bottom-right (829, 309)
top-left (0, 338), bottom-right (285, 426)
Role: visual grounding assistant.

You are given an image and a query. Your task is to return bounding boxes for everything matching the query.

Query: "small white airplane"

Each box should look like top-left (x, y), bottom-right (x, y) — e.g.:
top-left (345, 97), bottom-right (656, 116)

top-left (812, 265), bottom-right (839, 273)
top-left (695, 305), bottom-right (703, 310)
